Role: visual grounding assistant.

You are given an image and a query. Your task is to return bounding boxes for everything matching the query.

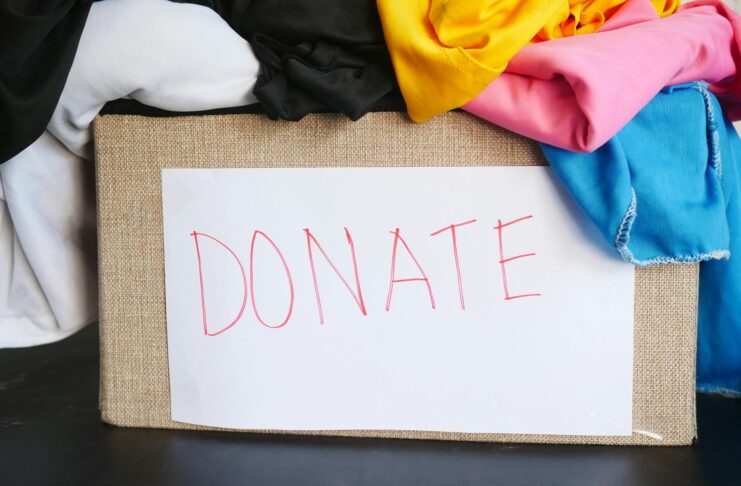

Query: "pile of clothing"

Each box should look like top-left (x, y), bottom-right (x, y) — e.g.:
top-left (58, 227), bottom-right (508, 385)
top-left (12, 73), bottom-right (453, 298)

top-left (1, 0), bottom-right (739, 396)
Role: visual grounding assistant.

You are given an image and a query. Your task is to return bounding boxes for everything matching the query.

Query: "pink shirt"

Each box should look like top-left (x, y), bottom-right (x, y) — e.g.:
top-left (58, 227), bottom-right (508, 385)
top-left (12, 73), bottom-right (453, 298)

top-left (463, 0), bottom-right (741, 152)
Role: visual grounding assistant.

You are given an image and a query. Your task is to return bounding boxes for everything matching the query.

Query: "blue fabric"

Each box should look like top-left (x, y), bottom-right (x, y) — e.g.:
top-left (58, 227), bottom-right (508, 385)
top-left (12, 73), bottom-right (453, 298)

top-left (539, 82), bottom-right (741, 396)
top-left (697, 97), bottom-right (741, 397)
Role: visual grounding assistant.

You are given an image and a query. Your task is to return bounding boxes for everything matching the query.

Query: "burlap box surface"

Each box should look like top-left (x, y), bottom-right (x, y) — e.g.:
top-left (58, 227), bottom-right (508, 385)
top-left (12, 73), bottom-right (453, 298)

top-left (93, 112), bottom-right (698, 445)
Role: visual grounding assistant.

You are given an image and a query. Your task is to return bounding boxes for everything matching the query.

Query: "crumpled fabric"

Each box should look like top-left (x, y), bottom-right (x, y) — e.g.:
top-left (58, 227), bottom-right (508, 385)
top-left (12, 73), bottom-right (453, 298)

top-left (698, 115), bottom-right (741, 397)
top-left (176, 0), bottom-right (397, 121)
top-left (0, 0), bottom-right (91, 163)
top-left (540, 82), bottom-right (741, 396)
top-left (0, 132), bottom-right (96, 346)
top-left (49, 0), bottom-right (260, 158)
top-left (465, 0), bottom-right (741, 152)
top-left (376, 0), bottom-right (677, 123)
top-left (536, 0), bottom-right (677, 40)
top-left (1, 0), bottom-right (260, 348)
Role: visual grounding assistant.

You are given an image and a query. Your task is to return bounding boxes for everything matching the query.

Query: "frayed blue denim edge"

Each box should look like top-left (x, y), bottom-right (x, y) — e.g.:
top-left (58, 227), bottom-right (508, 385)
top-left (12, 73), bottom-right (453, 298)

top-left (615, 82), bottom-right (731, 267)
top-left (692, 81), bottom-right (722, 179)
top-left (615, 188), bottom-right (730, 266)
top-left (697, 384), bottom-right (741, 398)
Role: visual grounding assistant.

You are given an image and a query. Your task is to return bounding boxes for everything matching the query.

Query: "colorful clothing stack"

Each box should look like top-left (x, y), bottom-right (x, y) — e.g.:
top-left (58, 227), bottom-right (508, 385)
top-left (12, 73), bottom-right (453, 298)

top-left (0, 0), bottom-right (739, 396)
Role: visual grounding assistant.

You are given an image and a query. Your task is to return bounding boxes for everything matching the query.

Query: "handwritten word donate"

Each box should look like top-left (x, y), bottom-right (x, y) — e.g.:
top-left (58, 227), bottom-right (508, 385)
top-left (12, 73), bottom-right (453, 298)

top-left (191, 216), bottom-right (540, 336)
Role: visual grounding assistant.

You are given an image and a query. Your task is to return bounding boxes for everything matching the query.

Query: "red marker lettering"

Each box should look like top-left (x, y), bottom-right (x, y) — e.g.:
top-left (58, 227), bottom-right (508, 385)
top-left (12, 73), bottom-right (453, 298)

top-left (385, 228), bottom-right (436, 311)
top-left (191, 231), bottom-right (248, 336)
top-left (430, 219), bottom-right (477, 310)
top-left (494, 215), bottom-right (541, 301)
top-left (304, 227), bottom-right (367, 324)
top-left (249, 230), bottom-right (295, 328)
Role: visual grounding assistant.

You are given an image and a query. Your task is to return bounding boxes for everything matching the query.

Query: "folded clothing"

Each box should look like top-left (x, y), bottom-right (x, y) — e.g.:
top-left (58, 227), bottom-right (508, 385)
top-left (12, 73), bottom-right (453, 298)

top-left (376, 0), bottom-right (677, 123)
top-left (540, 82), bottom-right (741, 395)
top-left (0, 0), bottom-right (91, 163)
top-left (465, 0), bottom-right (741, 152)
top-left (177, 0), bottom-right (397, 121)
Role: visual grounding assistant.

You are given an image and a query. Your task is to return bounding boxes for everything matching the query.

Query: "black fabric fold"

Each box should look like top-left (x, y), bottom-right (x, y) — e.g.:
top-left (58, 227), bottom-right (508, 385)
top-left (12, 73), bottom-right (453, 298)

top-left (1, 0), bottom-right (92, 163)
top-left (100, 89), bottom-right (407, 117)
top-left (174, 0), bottom-right (399, 121)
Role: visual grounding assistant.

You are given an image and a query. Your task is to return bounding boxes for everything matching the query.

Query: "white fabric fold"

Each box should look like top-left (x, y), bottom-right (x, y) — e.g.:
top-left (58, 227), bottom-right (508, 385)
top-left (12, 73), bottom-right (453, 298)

top-left (0, 132), bottom-right (95, 347)
top-left (49, 0), bottom-right (261, 158)
top-left (1, 0), bottom-right (260, 347)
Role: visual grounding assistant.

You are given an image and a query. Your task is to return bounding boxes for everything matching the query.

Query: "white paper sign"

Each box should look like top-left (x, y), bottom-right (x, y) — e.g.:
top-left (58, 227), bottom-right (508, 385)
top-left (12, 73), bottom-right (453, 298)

top-left (162, 167), bottom-right (634, 436)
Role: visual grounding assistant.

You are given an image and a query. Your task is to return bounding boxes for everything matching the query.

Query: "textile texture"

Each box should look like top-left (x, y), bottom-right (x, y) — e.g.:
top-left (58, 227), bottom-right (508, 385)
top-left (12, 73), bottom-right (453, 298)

top-left (0, 0), bottom-right (91, 163)
top-left (174, 0), bottom-right (396, 121)
top-left (93, 112), bottom-right (698, 445)
top-left (464, 0), bottom-right (741, 152)
top-left (0, 0), bottom-right (261, 349)
top-left (540, 82), bottom-right (741, 397)
top-left (0, 132), bottom-right (96, 347)
top-left (49, 0), bottom-right (260, 159)
top-left (377, 0), bottom-right (678, 122)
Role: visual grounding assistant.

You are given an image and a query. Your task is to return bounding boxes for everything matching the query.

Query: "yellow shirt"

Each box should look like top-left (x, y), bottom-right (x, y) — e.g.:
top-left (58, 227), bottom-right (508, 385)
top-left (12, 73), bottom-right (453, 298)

top-left (377, 0), bottom-right (679, 122)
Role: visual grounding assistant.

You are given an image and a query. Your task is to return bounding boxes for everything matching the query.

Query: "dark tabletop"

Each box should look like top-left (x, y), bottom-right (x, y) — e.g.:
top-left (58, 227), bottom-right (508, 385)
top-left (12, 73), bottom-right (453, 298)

top-left (1, 323), bottom-right (739, 486)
